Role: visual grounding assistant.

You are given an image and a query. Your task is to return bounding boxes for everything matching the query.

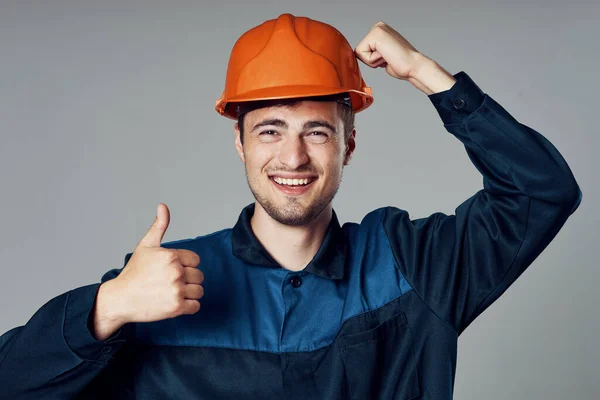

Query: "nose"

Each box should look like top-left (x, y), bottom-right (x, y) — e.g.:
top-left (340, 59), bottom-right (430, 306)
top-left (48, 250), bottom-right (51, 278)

top-left (277, 136), bottom-right (309, 169)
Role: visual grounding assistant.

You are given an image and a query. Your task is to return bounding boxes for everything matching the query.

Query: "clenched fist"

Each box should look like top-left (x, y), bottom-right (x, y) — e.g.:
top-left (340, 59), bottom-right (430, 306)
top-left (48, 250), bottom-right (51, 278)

top-left (354, 21), bottom-right (423, 80)
top-left (354, 21), bottom-right (456, 95)
top-left (92, 203), bottom-right (204, 340)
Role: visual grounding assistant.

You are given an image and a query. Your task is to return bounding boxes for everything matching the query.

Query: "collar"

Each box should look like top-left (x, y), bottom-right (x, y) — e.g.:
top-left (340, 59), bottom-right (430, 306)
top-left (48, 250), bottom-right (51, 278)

top-left (231, 203), bottom-right (347, 280)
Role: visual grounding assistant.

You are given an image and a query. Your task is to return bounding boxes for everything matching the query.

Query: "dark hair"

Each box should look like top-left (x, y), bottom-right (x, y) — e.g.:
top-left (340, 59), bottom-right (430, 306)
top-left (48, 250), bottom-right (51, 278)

top-left (235, 94), bottom-right (355, 145)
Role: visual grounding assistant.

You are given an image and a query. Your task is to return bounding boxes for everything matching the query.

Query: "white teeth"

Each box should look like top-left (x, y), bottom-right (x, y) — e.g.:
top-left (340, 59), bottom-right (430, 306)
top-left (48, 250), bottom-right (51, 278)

top-left (273, 177), bottom-right (311, 186)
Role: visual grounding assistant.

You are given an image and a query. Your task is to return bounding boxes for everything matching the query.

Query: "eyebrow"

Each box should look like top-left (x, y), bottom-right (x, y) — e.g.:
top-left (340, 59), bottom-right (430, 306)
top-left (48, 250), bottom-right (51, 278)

top-left (251, 118), bottom-right (337, 134)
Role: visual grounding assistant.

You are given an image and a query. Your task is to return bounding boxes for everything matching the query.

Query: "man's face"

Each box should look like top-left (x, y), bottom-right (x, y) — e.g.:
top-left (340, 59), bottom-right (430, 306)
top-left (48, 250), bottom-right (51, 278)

top-left (234, 101), bottom-right (356, 226)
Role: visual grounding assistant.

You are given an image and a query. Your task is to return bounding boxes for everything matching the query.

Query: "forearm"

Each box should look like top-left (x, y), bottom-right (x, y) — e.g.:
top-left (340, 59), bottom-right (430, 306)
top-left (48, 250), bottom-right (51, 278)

top-left (0, 284), bottom-right (129, 399)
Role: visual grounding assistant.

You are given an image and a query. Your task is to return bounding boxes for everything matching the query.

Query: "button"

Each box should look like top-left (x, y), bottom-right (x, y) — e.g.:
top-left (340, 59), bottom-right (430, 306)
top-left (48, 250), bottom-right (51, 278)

top-left (452, 98), bottom-right (466, 110)
top-left (289, 276), bottom-right (302, 288)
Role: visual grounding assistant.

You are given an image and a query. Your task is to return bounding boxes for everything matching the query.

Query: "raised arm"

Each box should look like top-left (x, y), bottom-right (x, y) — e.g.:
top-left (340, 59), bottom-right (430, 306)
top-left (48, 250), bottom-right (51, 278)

top-left (355, 22), bottom-right (582, 335)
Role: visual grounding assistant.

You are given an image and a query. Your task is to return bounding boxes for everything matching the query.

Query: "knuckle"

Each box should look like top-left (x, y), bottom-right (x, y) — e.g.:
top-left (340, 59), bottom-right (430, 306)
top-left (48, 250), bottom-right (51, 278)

top-left (172, 265), bottom-right (185, 280)
top-left (170, 297), bottom-right (183, 315)
top-left (166, 265), bottom-right (184, 283)
top-left (167, 284), bottom-right (183, 305)
top-left (164, 250), bottom-right (178, 264)
top-left (172, 280), bottom-right (185, 295)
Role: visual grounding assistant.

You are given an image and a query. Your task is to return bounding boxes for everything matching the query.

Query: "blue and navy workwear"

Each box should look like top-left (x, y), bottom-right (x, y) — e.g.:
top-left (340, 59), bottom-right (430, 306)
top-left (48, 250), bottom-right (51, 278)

top-left (0, 71), bottom-right (582, 399)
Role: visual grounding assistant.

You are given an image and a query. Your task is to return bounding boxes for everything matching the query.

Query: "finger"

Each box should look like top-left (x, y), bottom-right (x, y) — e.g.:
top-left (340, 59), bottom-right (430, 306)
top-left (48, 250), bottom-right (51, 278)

top-left (176, 249), bottom-right (200, 268)
top-left (367, 52), bottom-right (385, 65)
top-left (183, 283), bottom-right (204, 300)
top-left (138, 203), bottom-right (171, 248)
top-left (375, 60), bottom-right (388, 68)
top-left (354, 35), bottom-right (372, 62)
top-left (182, 299), bottom-right (201, 315)
top-left (184, 267), bottom-right (204, 284)
top-left (355, 47), bottom-right (384, 67)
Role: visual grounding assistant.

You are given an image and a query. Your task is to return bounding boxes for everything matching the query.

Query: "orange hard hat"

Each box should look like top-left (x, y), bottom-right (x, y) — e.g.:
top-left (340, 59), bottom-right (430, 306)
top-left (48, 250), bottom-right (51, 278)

top-left (215, 13), bottom-right (373, 120)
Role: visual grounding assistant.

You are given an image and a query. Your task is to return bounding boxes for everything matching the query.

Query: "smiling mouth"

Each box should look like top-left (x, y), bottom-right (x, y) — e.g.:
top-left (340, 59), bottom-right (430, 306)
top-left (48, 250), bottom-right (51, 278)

top-left (270, 176), bottom-right (317, 186)
top-left (269, 176), bottom-right (317, 195)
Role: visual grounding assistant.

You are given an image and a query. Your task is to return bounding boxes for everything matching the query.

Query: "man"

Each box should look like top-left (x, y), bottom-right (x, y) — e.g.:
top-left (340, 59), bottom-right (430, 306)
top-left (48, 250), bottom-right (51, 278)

top-left (0, 13), bottom-right (581, 400)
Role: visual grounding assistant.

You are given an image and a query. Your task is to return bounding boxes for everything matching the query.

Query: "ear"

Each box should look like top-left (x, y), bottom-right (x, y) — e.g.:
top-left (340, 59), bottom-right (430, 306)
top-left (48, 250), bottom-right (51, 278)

top-left (234, 122), bottom-right (245, 163)
top-left (343, 128), bottom-right (356, 166)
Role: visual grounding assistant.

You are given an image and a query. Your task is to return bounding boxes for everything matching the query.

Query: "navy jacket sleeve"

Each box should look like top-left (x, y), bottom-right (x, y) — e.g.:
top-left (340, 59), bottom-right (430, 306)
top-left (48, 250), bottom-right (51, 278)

top-left (0, 255), bottom-right (133, 400)
top-left (383, 71), bottom-right (582, 335)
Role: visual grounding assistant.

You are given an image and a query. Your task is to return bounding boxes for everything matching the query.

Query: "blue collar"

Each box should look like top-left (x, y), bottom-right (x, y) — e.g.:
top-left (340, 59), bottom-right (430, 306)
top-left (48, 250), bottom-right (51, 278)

top-left (231, 203), bottom-right (347, 280)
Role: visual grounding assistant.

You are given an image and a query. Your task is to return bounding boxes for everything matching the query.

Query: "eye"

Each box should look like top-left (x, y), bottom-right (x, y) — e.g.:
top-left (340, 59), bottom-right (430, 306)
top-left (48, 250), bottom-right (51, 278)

top-left (257, 130), bottom-right (279, 143)
top-left (306, 131), bottom-right (329, 143)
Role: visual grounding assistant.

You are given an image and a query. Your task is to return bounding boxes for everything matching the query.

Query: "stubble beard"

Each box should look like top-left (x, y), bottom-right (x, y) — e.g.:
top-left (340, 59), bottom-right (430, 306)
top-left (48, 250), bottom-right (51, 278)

top-left (245, 167), bottom-right (344, 227)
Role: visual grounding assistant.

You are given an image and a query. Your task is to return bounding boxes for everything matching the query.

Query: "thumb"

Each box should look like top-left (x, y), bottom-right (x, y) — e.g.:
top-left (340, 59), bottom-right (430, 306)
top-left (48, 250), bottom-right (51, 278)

top-left (138, 203), bottom-right (170, 248)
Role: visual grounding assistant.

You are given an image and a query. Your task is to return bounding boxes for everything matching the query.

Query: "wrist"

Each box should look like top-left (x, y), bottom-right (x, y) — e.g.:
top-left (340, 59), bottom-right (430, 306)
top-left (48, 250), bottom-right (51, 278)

top-left (92, 280), bottom-right (128, 341)
top-left (409, 56), bottom-right (456, 95)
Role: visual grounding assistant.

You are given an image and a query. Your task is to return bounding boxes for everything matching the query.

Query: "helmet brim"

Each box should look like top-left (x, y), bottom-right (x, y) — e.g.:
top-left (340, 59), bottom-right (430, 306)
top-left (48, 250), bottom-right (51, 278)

top-left (216, 85), bottom-right (373, 120)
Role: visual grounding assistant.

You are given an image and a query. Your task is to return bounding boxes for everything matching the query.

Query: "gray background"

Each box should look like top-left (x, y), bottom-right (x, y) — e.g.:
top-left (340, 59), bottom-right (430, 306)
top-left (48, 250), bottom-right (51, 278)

top-left (0, 0), bottom-right (597, 398)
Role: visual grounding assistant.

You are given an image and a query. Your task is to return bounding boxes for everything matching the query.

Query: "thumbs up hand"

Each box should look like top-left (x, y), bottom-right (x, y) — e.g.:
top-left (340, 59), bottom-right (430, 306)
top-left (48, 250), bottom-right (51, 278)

top-left (91, 204), bottom-right (204, 340)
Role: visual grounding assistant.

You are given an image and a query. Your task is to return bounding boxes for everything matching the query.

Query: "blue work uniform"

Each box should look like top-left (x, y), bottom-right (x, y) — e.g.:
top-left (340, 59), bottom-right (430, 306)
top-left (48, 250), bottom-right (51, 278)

top-left (0, 71), bottom-right (582, 399)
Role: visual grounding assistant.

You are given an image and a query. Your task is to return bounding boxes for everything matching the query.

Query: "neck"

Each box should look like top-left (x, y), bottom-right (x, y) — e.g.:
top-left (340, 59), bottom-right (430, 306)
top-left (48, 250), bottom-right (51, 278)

top-left (250, 202), bottom-right (332, 272)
